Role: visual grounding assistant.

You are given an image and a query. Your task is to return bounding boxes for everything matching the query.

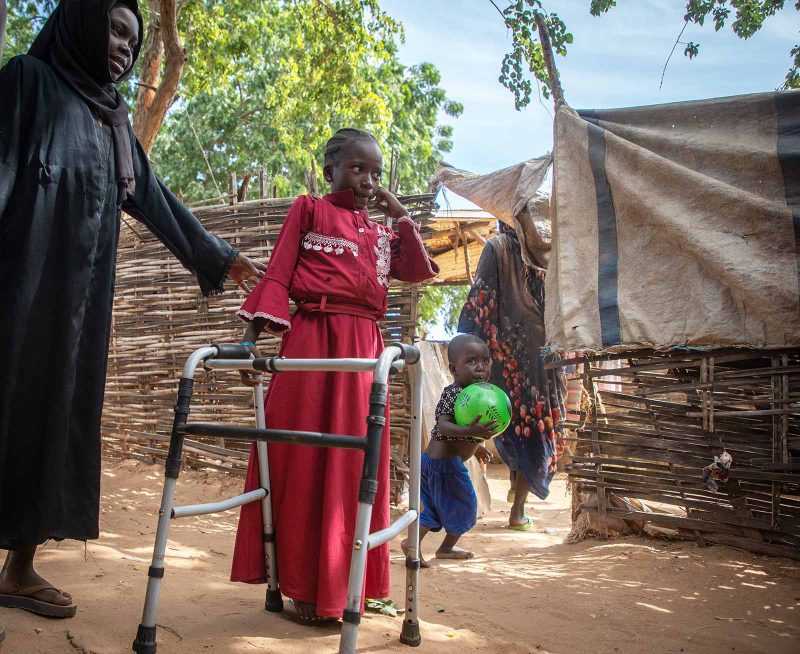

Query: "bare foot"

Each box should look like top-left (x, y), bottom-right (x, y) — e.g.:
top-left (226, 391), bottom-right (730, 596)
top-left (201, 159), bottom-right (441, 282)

top-left (434, 547), bottom-right (474, 561)
top-left (0, 568), bottom-right (73, 607)
top-left (401, 538), bottom-right (429, 568)
top-left (292, 600), bottom-right (339, 625)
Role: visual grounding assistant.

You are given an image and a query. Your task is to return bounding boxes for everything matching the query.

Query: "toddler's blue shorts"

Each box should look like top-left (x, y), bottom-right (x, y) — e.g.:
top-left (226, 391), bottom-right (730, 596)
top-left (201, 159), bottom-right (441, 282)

top-left (419, 453), bottom-right (477, 535)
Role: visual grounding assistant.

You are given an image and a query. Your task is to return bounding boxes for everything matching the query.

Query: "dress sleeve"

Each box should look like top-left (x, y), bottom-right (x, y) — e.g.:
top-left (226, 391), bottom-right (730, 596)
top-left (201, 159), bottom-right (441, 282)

top-left (457, 241), bottom-right (499, 338)
top-left (121, 134), bottom-right (238, 297)
top-left (389, 216), bottom-right (439, 282)
top-left (0, 56), bottom-right (23, 219)
top-left (236, 195), bottom-right (313, 334)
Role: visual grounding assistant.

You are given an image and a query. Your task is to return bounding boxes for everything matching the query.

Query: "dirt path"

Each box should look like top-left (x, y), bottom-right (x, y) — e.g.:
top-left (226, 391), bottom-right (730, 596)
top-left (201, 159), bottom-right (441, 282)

top-left (2, 459), bottom-right (798, 653)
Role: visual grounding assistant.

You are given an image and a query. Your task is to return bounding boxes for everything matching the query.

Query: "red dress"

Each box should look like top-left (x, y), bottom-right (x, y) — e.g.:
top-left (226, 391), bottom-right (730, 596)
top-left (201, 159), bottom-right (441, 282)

top-left (230, 189), bottom-right (437, 617)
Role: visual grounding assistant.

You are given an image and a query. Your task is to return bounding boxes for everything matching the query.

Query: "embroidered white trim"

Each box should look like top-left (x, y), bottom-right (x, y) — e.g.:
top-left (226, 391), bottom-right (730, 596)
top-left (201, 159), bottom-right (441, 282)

top-left (302, 231), bottom-right (358, 257)
top-left (236, 309), bottom-right (292, 332)
top-left (374, 226), bottom-right (392, 287)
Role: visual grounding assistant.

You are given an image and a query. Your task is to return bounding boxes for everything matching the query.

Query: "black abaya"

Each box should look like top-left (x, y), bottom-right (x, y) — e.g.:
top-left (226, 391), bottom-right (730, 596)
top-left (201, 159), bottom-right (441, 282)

top-left (0, 52), bottom-right (237, 547)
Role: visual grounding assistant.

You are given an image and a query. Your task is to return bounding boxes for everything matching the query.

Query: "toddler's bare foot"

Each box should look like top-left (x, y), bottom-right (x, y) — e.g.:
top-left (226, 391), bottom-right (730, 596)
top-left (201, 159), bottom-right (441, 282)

top-left (434, 546), bottom-right (474, 561)
top-left (401, 538), bottom-right (429, 568)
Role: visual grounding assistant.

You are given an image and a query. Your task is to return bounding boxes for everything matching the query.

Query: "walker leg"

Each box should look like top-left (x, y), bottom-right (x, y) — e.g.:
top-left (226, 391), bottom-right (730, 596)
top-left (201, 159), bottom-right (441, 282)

top-left (133, 476), bottom-right (178, 654)
top-left (133, 376), bottom-right (193, 654)
top-left (254, 382), bottom-right (283, 612)
top-left (400, 361), bottom-right (423, 647)
top-left (339, 379), bottom-right (389, 654)
top-left (339, 500), bottom-right (374, 654)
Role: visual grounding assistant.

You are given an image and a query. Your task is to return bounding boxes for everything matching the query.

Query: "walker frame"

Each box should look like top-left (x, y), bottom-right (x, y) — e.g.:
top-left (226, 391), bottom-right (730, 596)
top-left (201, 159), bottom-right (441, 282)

top-left (131, 342), bottom-right (424, 654)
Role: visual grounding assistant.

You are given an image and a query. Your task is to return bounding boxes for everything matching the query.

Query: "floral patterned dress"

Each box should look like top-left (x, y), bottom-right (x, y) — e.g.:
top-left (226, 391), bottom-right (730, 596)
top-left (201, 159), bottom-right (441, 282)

top-left (457, 230), bottom-right (565, 499)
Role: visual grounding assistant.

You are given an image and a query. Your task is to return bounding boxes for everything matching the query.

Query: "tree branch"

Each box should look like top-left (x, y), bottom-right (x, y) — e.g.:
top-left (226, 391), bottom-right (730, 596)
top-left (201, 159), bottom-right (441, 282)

top-left (186, 112), bottom-right (224, 201)
top-left (533, 11), bottom-right (566, 110)
top-left (134, 0), bottom-right (187, 153)
top-left (660, 21), bottom-right (689, 89)
top-left (488, 0), bottom-right (506, 21)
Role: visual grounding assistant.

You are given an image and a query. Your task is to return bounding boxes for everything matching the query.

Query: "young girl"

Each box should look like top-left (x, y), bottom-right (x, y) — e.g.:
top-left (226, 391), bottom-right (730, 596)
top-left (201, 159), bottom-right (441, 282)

top-left (231, 128), bottom-right (438, 623)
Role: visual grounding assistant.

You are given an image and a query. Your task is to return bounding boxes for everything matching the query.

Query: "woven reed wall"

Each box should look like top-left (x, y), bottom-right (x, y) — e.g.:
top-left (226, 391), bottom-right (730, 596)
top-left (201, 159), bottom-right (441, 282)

top-left (560, 348), bottom-right (800, 559)
top-left (102, 193), bottom-right (436, 496)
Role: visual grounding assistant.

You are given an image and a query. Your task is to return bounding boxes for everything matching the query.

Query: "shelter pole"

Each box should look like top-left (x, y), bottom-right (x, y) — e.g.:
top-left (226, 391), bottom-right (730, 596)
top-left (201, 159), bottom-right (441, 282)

top-left (533, 12), bottom-right (565, 110)
top-left (455, 223), bottom-right (474, 284)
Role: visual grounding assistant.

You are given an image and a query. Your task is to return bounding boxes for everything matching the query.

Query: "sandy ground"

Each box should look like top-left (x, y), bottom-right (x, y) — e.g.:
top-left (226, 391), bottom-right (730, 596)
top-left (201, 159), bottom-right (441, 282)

top-left (2, 459), bottom-right (799, 654)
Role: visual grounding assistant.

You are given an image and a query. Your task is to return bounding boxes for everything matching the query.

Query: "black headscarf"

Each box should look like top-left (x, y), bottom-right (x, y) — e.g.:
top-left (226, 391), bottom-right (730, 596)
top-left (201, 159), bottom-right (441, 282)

top-left (29, 0), bottom-right (143, 205)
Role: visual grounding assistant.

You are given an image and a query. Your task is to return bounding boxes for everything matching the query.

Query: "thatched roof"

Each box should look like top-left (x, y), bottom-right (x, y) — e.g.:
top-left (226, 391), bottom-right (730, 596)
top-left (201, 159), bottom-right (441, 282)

top-left (423, 209), bottom-right (497, 284)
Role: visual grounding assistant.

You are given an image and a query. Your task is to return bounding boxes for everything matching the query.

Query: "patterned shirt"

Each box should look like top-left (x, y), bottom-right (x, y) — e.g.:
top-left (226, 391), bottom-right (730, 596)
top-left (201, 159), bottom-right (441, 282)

top-left (431, 383), bottom-right (476, 442)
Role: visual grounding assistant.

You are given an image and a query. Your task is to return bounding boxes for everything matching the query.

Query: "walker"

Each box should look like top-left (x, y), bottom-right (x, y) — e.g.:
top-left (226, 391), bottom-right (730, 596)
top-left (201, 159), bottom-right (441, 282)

top-left (132, 342), bottom-right (424, 654)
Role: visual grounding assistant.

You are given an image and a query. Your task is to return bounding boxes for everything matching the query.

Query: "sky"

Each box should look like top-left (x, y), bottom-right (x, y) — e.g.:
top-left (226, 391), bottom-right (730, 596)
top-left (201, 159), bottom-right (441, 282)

top-left (383, 0), bottom-right (799, 207)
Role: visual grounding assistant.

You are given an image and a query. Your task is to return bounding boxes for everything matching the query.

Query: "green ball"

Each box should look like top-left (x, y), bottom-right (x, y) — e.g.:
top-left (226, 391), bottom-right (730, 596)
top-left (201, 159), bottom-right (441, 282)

top-left (453, 383), bottom-right (512, 438)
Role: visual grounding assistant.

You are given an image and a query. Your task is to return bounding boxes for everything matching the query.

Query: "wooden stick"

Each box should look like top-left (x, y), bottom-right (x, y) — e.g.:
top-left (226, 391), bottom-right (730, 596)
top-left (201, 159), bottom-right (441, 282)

top-left (533, 11), bottom-right (566, 110)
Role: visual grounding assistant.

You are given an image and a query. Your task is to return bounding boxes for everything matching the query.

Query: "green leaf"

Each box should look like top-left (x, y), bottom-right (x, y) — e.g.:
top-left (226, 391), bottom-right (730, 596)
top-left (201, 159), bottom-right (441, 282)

top-left (365, 597), bottom-right (404, 617)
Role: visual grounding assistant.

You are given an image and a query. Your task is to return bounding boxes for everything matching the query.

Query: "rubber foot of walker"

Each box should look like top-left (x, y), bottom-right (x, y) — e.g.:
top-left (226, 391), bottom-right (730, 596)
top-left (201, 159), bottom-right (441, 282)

top-left (265, 589), bottom-right (284, 612)
top-left (400, 621), bottom-right (421, 647)
top-left (133, 624), bottom-right (157, 654)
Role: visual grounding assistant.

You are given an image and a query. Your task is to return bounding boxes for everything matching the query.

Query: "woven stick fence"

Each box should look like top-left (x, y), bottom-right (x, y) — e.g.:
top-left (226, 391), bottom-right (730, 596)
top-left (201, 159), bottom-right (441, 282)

top-left (102, 191), bottom-right (436, 498)
top-left (551, 348), bottom-right (800, 559)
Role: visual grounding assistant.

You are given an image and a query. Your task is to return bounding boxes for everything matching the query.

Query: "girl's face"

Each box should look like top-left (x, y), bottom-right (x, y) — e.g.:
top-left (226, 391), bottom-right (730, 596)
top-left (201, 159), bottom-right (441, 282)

top-left (108, 5), bottom-right (139, 81)
top-left (326, 139), bottom-right (383, 209)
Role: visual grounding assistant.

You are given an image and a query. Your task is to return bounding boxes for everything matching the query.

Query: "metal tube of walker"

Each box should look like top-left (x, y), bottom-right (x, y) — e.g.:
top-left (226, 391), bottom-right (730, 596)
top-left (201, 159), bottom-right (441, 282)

top-left (400, 354), bottom-right (424, 646)
top-left (135, 347), bottom-right (214, 653)
top-left (339, 345), bottom-right (402, 654)
top-left (254, 381), bottom-right (283, 611)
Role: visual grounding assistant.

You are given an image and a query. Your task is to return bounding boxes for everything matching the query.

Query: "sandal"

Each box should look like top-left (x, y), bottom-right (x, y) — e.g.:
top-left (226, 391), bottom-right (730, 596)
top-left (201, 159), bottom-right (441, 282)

top-left (290, 600), bottom-right (339, 626)
top-left (0, 584), bottom-right (77, 618)
top-left (506, 516), bottom-right (533, 532)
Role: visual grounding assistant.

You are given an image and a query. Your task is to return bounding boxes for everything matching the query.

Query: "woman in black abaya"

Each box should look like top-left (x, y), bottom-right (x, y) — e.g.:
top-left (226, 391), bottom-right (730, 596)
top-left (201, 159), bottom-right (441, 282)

top-left (0, 0), bottom-right (263, 618)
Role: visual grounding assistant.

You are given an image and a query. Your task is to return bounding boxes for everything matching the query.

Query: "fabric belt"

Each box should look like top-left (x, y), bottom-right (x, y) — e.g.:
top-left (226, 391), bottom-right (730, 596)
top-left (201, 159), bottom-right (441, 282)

top-left (296, 295), bottom-right (381, 321)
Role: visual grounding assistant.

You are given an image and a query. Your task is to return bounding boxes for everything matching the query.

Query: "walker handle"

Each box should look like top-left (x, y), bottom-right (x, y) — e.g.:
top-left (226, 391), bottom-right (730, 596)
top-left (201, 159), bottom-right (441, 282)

top-left (387, 342), bottom-right (421, 365)
top-left (211, 343), bottom-right (252, 360)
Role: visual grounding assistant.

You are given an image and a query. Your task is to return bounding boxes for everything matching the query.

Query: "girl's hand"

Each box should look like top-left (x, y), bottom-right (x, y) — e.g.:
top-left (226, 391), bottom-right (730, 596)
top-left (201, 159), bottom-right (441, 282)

top-left (475, 445), bottom-right (493, 465)
top-left (228, 254), bottom-right (266, 294)
top-left (373, 187), bottom-right (409, 221)
top-left (239, 344), bottom-right (263, 387)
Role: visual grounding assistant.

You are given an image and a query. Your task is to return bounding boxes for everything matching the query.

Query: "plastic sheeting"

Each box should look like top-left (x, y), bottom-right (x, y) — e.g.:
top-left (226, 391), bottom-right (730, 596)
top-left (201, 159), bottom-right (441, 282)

top-left (434, 156), bottom-right (552, 269)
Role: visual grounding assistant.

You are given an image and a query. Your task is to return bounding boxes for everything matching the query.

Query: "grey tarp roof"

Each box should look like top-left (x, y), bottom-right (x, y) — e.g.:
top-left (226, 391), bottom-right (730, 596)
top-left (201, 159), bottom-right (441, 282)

top-left (434, 155), bottom-right (552, 269)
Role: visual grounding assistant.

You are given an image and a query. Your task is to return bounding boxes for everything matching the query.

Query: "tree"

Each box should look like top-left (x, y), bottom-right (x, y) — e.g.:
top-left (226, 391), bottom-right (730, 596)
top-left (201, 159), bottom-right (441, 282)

top-left (151, 0), bottom-right (462, 201)
top-left (418, 285), bottom-right (469, 337)
top-left (494, 0), bottom-right (800, 110)
top-left (1, 1), bottom-right (56, 67)
top-left (133, 0), bottom-right (186, 153)
top-left (0, 0), bottom-right (7, 61)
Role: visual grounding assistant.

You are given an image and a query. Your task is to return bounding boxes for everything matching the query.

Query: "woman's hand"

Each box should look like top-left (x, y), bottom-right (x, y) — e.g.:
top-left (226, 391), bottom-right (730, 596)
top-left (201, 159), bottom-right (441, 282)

top-left (228, 254), bottom-right (266, 293)
top-left (373, 188), bottom-right (409, 221)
